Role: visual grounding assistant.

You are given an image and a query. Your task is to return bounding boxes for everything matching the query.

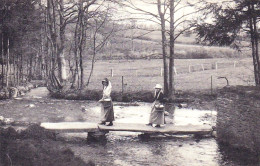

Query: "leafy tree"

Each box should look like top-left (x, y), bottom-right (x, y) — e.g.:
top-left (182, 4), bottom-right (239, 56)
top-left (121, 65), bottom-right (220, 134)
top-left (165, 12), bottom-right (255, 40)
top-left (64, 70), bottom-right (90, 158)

top-left (195, 0), bottom-right (260, 85)
top-left (0, 0), bottom-right (42, 87)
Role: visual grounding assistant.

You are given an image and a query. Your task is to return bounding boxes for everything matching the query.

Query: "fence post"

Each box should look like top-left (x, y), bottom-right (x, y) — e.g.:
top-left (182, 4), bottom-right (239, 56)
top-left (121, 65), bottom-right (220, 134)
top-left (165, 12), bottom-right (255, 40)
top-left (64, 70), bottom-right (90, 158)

top-left (122, 76), bottom-right (124, 95)
top-left (201, 64), bottom-right (204, 71)
top-left (234, 61), bottom-right (236, 68)
top-left (174, 67), bottom-right (177, 75)
top-left (215, 62), bottom-right (218, 70)
top-left (160, 68), bottom-right (163, 77)
top-left (111, 69), bottom-right (114, 77)
top-left (211, 75), bottom-right (213, 95)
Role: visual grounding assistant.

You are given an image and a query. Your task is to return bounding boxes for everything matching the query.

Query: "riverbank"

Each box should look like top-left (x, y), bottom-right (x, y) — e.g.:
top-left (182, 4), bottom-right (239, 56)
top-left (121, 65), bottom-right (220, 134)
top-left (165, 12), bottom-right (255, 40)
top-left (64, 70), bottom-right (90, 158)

top-left (0, 125), bottom-right (94, 166)
top-left (217, 86), bottom-right (260, 159)
top-left (50, 88), bottom-right (218, 111)
top-left (0, 80), bottom-right (46, 100)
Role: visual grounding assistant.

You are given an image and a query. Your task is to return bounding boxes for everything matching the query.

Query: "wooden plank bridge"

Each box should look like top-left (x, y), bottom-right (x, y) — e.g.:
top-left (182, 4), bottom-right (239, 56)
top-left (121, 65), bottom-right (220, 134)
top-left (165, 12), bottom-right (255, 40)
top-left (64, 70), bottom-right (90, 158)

top-left (40, 122), bottom-right (212, 135)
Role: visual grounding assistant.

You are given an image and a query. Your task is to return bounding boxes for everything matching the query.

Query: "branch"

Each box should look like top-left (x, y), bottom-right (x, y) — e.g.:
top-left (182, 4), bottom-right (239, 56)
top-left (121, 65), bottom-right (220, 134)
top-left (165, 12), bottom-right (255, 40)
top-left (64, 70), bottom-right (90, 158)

top-left (123, 0), bottom-right (160, 19)
top-left (174, 25), bottom-right (194, 41)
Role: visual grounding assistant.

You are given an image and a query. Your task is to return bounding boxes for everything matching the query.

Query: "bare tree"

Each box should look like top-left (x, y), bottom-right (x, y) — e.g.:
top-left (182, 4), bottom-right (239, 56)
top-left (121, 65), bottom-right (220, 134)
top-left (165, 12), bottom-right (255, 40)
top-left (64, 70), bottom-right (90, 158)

top-left (121, 0), bottom-right (203, 97)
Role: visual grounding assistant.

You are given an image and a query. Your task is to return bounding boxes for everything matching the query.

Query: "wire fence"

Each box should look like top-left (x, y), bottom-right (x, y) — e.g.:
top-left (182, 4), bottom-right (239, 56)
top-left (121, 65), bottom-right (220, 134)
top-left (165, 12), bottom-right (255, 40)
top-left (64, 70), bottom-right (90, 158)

top-left (85, 59), bottom-right (254, 93)
top-left (88, 60), bottom-right (252, 78)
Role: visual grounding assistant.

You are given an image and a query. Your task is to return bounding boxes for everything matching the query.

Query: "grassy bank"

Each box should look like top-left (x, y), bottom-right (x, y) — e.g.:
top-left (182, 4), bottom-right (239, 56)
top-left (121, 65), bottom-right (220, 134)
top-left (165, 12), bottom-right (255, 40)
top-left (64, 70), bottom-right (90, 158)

top-left (0, 125), bottom-right (94, 166)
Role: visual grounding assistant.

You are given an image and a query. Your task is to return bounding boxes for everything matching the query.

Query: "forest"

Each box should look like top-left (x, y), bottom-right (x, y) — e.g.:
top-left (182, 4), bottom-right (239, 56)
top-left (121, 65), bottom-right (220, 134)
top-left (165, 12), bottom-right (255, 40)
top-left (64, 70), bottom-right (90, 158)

top-left (0, 0), bottom-right (259, 98)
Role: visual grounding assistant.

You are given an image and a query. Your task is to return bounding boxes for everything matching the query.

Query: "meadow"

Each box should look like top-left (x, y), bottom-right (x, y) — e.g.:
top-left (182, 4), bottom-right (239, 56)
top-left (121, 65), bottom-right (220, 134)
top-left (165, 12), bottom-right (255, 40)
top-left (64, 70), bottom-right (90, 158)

top-left (83, 57), bottom-right (254, 94)
top-left (98, 32), bottom-right (250, 60)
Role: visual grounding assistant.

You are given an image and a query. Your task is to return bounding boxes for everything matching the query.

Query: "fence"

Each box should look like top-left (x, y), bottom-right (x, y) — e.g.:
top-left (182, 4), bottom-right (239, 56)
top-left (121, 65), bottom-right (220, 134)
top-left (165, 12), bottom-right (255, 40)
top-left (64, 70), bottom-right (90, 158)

top-left (85, 59), bottom-right (254, 94)
top-left (88, 60), bottom-right (252, 78)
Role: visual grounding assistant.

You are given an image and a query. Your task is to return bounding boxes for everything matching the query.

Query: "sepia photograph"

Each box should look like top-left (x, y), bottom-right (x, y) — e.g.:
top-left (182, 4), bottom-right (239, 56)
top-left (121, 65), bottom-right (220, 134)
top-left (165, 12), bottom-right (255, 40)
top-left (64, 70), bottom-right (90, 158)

top-left (0, 0), bottom-right (259, 165)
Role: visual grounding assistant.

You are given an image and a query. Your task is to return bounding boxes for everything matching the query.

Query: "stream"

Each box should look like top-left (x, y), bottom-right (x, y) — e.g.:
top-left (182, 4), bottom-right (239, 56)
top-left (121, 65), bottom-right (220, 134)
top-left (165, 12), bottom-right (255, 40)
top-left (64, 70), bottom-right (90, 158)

top-left (0, 87), bottom-right (258, 166)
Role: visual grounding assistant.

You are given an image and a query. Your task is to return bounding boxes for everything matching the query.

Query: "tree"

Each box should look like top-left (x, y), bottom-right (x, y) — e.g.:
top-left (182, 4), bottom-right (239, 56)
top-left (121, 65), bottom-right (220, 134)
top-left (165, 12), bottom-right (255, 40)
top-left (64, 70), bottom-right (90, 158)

top-left (121, 0), bottom-right (204, 97)
top-left (45, 0), bottom-right (68, 89)
top-left (0, 0), bottom-right (43, 88)
top-left (195, 0), bottom-right (260, 85)
top-left (43, 0), bottom-right (117, 91)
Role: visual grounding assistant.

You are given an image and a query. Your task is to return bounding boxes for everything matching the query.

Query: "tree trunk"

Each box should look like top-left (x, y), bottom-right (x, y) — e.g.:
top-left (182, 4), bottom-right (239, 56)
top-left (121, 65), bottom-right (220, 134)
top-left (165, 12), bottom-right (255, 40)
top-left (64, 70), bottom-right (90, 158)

top-left (29, 54), bottom-right (33, 82)
top-left (249, 3), bottom-right (260, 85)
top-left (21, 53), bottom-right (23, 83)
top-left (1, 34), bottom-right (4, 88)
top-left (169, 0), bottom-right (175, 97)
top-left (6, 37), bottom-right (9, 87)
top-left (157, 0), bottom-right (169, 96)
top-left (13, 50), bottom-right (16, 86)
top-left (58, 0), bottom-right (67, 83)
top-left (252, 3), bottom-right (260, 85)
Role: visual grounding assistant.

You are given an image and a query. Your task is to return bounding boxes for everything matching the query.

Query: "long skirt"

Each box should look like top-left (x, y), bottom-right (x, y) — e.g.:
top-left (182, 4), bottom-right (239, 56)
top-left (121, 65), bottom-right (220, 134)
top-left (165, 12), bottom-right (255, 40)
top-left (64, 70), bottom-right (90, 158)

top-left (100, 101), bottom-right (115, 122)
top-left (149, 102), bottom-right (165, 125)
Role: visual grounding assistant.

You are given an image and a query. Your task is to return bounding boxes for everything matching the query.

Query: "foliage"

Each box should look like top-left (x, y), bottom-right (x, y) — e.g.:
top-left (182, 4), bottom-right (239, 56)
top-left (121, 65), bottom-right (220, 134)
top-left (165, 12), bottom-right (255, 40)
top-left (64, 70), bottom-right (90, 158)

top-left (195, 0), bottom-right (260, 85)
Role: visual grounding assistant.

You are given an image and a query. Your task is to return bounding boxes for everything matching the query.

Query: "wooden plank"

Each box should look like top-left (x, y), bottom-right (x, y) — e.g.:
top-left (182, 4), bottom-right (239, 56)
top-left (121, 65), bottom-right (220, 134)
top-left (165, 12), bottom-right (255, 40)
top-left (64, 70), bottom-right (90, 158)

top-left (40, 122), bottom-right (212, 135)
top-left (98, 123), bottom-right (212, 134)
top-left (40, 122), bottom-right (98, 133)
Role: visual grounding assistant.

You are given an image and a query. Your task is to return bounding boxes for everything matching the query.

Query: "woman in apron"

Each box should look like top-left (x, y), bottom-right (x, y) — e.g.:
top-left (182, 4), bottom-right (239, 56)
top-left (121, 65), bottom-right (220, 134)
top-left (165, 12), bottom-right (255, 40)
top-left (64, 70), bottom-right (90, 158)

top-left (146, 84), bottom-right (165, 127)
top-left (99, 78), bottom-right (114, 126)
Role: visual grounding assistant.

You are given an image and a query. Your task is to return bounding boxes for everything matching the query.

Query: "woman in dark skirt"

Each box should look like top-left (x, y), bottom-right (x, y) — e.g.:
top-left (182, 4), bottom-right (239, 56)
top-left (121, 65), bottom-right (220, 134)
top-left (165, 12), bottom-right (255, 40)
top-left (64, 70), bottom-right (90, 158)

top-left (98, 78), bottom-right (114, 126)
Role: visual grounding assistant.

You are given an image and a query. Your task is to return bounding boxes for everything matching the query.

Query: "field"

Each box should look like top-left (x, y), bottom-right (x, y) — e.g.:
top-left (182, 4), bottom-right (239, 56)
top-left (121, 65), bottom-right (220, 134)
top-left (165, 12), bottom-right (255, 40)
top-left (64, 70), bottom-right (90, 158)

top-left (82, 58), bottom-right (254, 94)
top-left (99, 31), bottom-right (250, 60)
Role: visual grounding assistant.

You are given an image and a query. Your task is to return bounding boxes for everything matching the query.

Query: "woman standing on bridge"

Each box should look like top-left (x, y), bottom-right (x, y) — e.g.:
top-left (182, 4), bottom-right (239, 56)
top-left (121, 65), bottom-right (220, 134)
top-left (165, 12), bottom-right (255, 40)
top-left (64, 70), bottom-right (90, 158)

top-left (99, 78), bottom-right (114, 126)
top-left (146, 84), bottom-right (165, 127)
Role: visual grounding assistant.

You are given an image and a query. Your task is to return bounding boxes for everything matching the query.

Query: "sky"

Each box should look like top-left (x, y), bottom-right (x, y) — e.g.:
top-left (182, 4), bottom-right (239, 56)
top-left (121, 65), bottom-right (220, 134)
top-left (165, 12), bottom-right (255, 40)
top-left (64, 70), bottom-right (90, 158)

top-left (40, 0), bottom-right (220, 28)
top-left (116, 0), bottom-right (200, 28)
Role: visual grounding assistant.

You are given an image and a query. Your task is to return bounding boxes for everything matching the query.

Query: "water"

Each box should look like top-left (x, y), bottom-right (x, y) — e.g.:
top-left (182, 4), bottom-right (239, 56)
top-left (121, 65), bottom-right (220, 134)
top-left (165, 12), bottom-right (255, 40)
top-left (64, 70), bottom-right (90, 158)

top-left (0, 87), bottom-right (258, 166)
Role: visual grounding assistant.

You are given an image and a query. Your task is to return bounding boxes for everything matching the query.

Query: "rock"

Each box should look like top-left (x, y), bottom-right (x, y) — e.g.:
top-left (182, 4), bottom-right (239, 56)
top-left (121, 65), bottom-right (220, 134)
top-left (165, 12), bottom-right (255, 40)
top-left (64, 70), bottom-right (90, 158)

top-left (33, 96), bottom-right (42, 99)
top-left (0, 116), bottom-right (4, 125)
top-left (0, 116), bottom-right (4, 121)
top-left (0, 88), bottom-right (9, 99)
top-left (0, 116), bottom-right (15, 125)
top-left (4, 118), bottom-right (14, 125)
top-left (178, 103), bottom-right (188, 108)
top-left (9, 87), bottom-right (19, 98)
top-left (27, 104), bottom-right (36, 108)
top-left (17, 86), bottom-right (27, 93)
top-left (81, 106), bottom-right (87, 112)
top-left (211, 131), bottom-right (217, 138)
top-left (26, 83), bottom-right (34, 90)
top-left (20, 91), bottom-right (25, 96)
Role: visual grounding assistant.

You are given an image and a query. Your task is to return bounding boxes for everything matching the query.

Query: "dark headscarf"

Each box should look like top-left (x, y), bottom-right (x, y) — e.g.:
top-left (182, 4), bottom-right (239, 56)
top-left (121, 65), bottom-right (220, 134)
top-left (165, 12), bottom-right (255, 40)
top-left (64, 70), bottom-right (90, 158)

top-left (102, 78), bottom-right (109, 84)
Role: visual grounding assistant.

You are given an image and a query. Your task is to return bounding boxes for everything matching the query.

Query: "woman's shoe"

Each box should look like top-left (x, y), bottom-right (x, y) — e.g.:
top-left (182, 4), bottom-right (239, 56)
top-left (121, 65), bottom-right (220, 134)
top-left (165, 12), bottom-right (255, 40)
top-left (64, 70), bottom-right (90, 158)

top-left (107, 122), bottom-right (113, 126)
top-left (155, 125), bottom-right (160, 128)
top-left (146, 123), bottom-right (152, 126)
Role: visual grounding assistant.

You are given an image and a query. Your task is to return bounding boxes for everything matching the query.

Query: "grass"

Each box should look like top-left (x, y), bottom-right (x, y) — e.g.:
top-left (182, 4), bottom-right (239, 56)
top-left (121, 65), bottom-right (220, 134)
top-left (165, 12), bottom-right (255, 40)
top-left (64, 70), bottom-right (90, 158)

top-left (99, 41), bottom-right (250, 60)
top-left (81, 58), bottom-right (254, 94)
top-left (100, 31), bottom-right (250, 60)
